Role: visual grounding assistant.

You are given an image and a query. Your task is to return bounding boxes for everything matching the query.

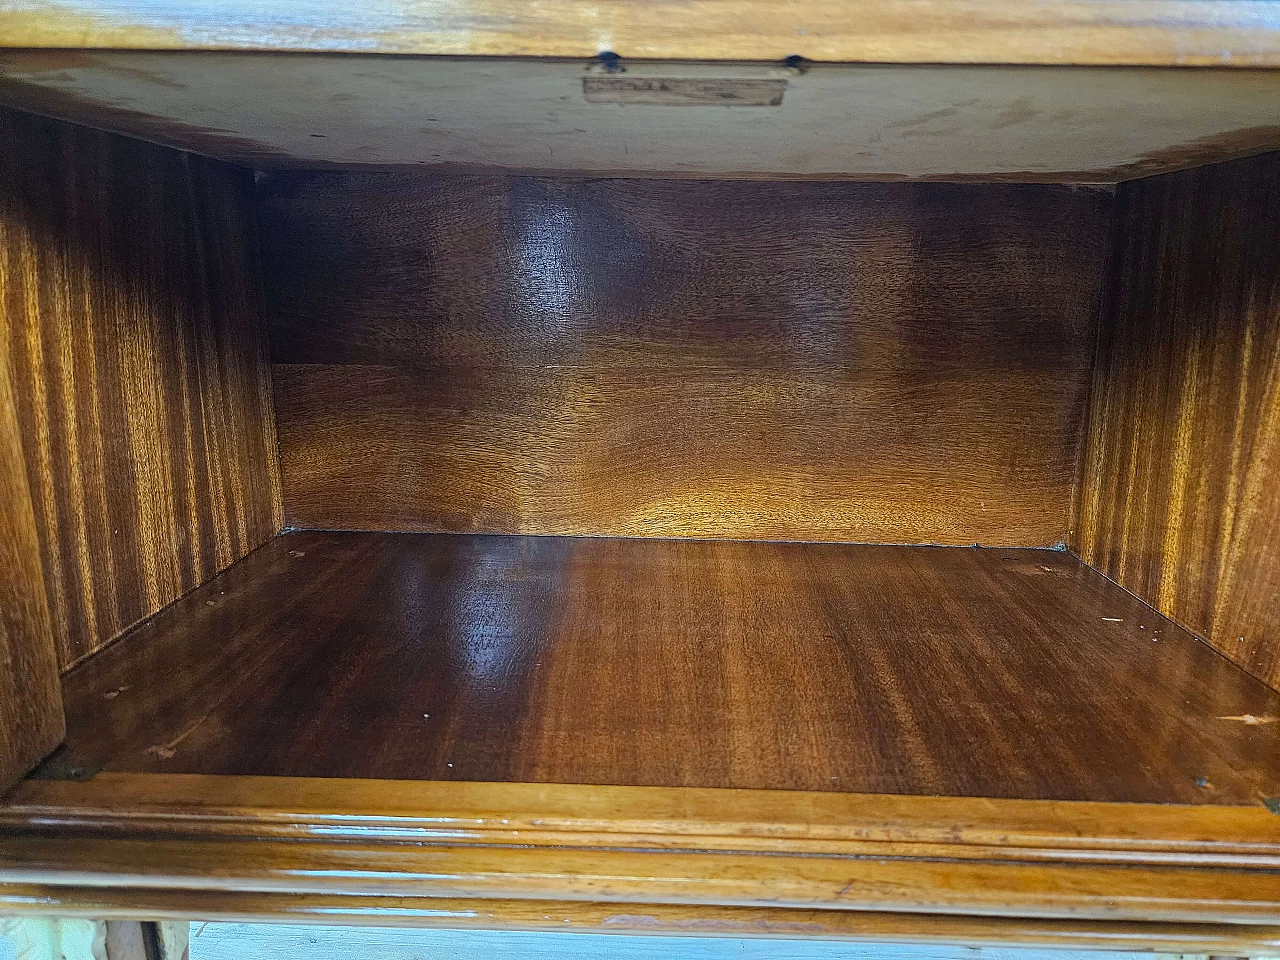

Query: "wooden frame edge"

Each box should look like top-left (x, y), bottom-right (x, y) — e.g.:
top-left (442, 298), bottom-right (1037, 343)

top-left (2, 773), bottom-right (1280, 935)
top-left (3, 889), bottom-right (1280, 954)
top-left (6, 773), bottom-right (1280, 854)
top-left (2, 0), bottom-right (1280, 65)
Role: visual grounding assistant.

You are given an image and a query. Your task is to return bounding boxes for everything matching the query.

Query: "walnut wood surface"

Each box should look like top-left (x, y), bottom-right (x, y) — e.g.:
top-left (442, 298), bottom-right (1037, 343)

top-left (1072, 151), bottom-right (1280, 691)
top-left (0, 273), bottom-right (63, 794)
top-left (3, 773), bottom-right (1280, 933)
top-left (264, 174), bottom-right (1109, 545)
top-left (49, 531), bottom-right (1280, 803)
top-left (0, 107), bottom-right (283, 669)
top-left (2, 0), bottom-right (1280, 66)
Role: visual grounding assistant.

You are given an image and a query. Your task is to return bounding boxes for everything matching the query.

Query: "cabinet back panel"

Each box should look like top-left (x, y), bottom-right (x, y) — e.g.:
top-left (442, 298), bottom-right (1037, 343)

top-left (0, 108), bottom-right (283, 669)
top-left (264, 175), bottom-right (1109, 545)
top-left (1073, 151), bottom-right (1280, 691)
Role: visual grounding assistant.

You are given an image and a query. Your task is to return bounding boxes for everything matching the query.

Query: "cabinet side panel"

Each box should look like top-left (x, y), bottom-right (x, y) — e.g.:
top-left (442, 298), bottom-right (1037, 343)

top-left (1072, 151), bottom-right (1280, 690)
top-left (0, 107), bottom-right (283, 670)
top-left (0, 275), bottom-right (64, 792)
top-left (264, 174), bottom-right (1110, 546)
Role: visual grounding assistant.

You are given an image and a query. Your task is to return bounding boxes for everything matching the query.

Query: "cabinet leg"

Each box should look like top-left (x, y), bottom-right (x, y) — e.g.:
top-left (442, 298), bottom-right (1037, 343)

top-left (104, 922), bottom-right (189, 960)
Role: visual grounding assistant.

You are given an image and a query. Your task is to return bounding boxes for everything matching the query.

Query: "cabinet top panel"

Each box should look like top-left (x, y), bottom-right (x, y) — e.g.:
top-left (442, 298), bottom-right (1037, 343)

top-left (2, 0), bottom-right (1280, 65)
top-left (3, 53), bottom-right (1280, 180)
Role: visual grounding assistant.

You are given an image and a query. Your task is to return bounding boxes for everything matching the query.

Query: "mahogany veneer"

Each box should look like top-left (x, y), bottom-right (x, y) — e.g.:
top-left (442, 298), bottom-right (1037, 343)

top-left (48, 530), bottom-right (1280, 804)
top-left (263, 174), bottom-right (1107, 547)
top-left (4, 33), bottom-right (1280, 941)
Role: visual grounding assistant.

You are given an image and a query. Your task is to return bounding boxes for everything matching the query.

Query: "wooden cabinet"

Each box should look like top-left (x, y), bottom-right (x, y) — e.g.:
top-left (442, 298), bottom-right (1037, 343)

top-left (2, 4), bottom-right (1280, 952)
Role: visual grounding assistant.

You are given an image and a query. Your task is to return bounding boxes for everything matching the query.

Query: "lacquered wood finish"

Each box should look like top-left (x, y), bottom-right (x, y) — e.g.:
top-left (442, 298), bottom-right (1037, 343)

top-left (265, 175), bottom-right (1108, 546)
top-left (9, 893), bottom-right (1280, 957)
top-left (0, 107), bottom-right (283, 669)
top-left (3, 773), bottom-right (1280, 933)
top-left (6, 56), bottom-right (1280, 181)
top-left (2, 0), bottom-right (1279, 65)
top-left (0, 272), bottom-right (63, 794)
top-left (47, 531), bottom-right (1280, 803)
top-left (1072, 151), bottom-right (1280, 691)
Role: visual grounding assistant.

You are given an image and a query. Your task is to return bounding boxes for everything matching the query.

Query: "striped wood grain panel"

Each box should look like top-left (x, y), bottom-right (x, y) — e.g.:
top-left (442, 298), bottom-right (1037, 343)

top-left (0, 280), bottom-right (63, 791)
top-left (0, 107), bottom-right (283, 669)
top-left (1072, 151), bottom-right (1280, 691)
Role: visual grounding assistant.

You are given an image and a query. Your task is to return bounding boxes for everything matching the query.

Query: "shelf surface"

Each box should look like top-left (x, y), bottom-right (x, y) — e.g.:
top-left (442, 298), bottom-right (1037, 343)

top-left (49, 531), bottom-right (1280, 804)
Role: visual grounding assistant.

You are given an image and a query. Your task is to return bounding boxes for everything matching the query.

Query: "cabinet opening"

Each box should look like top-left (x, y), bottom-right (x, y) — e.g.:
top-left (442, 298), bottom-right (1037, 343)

top-left (4, 104), bottom-right (1280, 808)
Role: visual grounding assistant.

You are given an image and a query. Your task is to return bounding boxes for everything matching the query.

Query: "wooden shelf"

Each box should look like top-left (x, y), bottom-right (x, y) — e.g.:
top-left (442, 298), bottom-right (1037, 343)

top-left (48, 530), bottom-right (1280, 805)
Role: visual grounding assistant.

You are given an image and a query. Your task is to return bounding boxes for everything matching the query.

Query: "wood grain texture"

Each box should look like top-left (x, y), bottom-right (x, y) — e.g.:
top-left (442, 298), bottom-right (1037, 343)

top-left (7, 895), bottom-right (1280, 957)
top-left (45, 531), bottom-right (1280, 803)
top-left (0, 107), bottom-right (283, 669)
top-left (1072, 152), bottom-right (1280, 691)
top-left (4, 773), bottom-right (1280, 930)
top-left (264, 174), bottom-right (1109, 545)
top-left (0, 266), bottom-right (63, 795)
top-left (2, 0), bottom-right (1280, 65)
top-left (5, 896), bottom-right (1280, 957)
top-left (6, 56), bottom-right (1280, 182)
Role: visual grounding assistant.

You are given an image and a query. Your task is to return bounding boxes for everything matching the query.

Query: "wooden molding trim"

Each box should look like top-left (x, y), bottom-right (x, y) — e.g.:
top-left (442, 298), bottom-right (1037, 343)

top-left (4, 890), bottom-right (1280, 955)
top-left (2, 1), bottom-right (1280, 66)
top-left (2, 773), bottom-right (1280, 934)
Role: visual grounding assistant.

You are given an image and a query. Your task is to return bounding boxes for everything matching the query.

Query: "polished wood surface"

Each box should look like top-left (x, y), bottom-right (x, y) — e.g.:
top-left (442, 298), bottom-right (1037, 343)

top-left (0, 266), bottom-right (63, 795)
top-left (2, 1), bottom-right (1280, 65)
top-left (47, 531), bottom-right (1280, 803)
top-left (1072, 151), bottom-right (1280, 692)
top-left (13, 771), bottom-right (1280, 855)
top-left (8, 893), bottom-right (1280, 956)
top-left (0, 107), bottom-right (283, 669)
top-left (3, 773), bottom-right (1280, 930)
top-left (6, 56), bottom-right (1280, 181)
top-left (265, 175), bottom-right (1108, 545)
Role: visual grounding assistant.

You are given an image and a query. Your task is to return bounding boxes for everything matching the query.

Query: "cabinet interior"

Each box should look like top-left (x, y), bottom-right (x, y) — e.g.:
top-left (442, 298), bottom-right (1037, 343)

top-left (3, 76), bottom-right (1280, 807)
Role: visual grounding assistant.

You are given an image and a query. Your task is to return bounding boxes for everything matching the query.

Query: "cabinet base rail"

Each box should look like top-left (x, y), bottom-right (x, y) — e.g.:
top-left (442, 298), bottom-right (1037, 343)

top-left (2, 773), bottom-right (1280, 950)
